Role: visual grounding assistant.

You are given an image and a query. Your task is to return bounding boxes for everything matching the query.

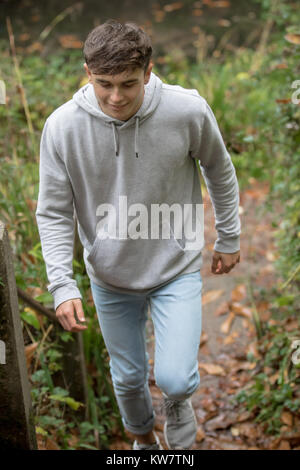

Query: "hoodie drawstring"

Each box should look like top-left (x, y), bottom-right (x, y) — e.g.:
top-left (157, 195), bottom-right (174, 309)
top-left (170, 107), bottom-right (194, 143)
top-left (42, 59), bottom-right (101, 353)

top-left (110, 116), bottom-right (140, 159)
top-left (111, 122), bottom-right (119, 157)
top-left (135, 116), bottom-right (140, 158)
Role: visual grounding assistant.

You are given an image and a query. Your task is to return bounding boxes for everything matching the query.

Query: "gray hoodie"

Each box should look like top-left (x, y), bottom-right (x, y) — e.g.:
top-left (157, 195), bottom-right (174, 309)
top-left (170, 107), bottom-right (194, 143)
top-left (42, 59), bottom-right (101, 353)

top-left (36, 72), bottom-right (241, 310)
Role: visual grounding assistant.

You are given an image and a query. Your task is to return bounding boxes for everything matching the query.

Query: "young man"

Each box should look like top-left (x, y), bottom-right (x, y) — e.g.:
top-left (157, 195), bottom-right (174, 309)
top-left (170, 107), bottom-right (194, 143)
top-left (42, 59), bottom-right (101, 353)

top-left (36, 20), bottom-right (241, 450)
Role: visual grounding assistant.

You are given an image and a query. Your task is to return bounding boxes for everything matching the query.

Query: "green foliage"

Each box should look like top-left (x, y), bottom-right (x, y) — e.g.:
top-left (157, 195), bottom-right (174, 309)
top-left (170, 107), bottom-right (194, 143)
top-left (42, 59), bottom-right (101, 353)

top-left (20, 309), bottom-right (40, 330)
top-left (232, 0), bottom-right (300, 427)
top-left (29, 325), bottom-right (120, 449)
top-left (0, 40), bottom-right (121, 449)
top-left (154, 0), bottom-right (300, 435)
top-left (235, 321), bottom-right (300, 435)
top-left (1, 0), bottom-right (299, 446)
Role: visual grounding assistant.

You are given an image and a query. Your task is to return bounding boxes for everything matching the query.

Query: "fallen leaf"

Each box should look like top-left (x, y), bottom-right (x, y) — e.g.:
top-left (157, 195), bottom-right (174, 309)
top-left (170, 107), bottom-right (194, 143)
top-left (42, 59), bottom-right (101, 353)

top-left (284, 33), bottom-right (300, 45)
top-left (227, 372), bottom-right (240, 383)
top-left (231, 426), bottom-right (240, 436)
top-left (19, 33), bottom-right (30, 41)
top-left (202, 289), bottom-right (224, 305)
top-left (275, 98), bottom-right (291, 104)
top-left (196, 426), bottom-right (206, 442)
top-left (230, 422), bottom-right (258, 440)
top-left (246, 341), bottom-right (261, 359)
top-left (199, 343), bottom-right (210, 354)
top-left (192, 9), bottom-right (203, 16)
top-left (275, 63), bottom-right (288, 69)
top-left (31, 15), bottom-right (41, 22)
top-left (199, 396), bottom-right (218, 412)
top-left (218, 19), bottom-right (231, 27)
top-left (281, 411), bottom-right (293, 427)
top-left (232, 361), bottom-right (257, 373)
top-left (223, 331), bottom-right (238, 344)
top-left (163, 2), bottom-right (184, 12)
top-left (205, 413), bottom-right (234, 431)
top-left (27, 286), bottom-right (44, 297)
top-left (231, 302), bottom-right (252, 319)
top-left (58, 35), bottom-right (83, 49)
top-left (272, 432), bottom-right (300, 448)
top-left (269, 371), bottom-right (280, 384)
top-left (231, 284), bottom-right (247, 302)
top-left (200, 331), bottom-right (208, 345)
top-left (285, 318), bottom-right (299, 331)
top-left (198, 362), bottom-right (226, 376)
top-left (213, 440), bottom-right (249, 450)
top-left (109, 439), bottom-right (132, 450)
top-left (259, 309), bottom-right (272, 322)
top-left (26, 42), bottom-right (43, 53)
top-left (37, 435), bottom-right (47, 450)
top-left (242, 318), bottom-right (255, 333)
top-left (211, 0), bottom-right (230, 7)
top-left (266, 251), bottom-right (276, 261)
top-left (44, 436), bottom-right (60, 450)
top-left (67, 432), bottom-right (80, 448)
top-left (244, 187), bottom-right (268, 200)
top-left (236, 411), bottom-right (253, 422)
top-left (278, 440), bottom-right (291, 450)
top-left (25, 342), bottom-right (38, 370)
top-left (153, 10), bottom-right (165, 22)
top-left (268, 318), bottom-right (280, 326)
top-left (25, 198), bottom-right (37, 212)
top-left (220, 311), bottom-right (235, 334)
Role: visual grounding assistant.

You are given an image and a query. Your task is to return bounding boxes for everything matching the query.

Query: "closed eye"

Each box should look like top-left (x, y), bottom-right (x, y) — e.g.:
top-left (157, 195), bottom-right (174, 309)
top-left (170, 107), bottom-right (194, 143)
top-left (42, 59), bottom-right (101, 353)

top-left (95, 80), bottom-right (138, 88)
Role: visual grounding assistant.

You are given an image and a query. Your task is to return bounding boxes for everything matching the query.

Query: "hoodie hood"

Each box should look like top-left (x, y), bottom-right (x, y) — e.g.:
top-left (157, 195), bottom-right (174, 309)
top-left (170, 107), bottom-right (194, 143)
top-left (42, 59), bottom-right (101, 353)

top-left (72, 72), bottom-right (163, 158)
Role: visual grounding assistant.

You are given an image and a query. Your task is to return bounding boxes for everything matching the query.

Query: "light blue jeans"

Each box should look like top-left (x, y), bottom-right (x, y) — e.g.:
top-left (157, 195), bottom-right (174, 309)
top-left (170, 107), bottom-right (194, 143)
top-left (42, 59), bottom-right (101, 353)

top-left (90, 270), bottom-right (202, 435)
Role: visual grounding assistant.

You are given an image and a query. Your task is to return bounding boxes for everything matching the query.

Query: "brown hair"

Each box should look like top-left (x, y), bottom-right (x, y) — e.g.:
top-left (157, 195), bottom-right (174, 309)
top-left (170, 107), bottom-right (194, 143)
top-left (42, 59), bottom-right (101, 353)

top-left (83, 20), bottom-right (152, 75)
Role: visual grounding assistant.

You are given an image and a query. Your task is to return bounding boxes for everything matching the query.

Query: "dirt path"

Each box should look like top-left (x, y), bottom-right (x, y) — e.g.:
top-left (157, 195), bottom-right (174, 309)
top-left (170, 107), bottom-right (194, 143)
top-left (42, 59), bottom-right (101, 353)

top-left (111, 179), bottom-right (282, 450)
top-left (145, 179), bottom-right (282, 450)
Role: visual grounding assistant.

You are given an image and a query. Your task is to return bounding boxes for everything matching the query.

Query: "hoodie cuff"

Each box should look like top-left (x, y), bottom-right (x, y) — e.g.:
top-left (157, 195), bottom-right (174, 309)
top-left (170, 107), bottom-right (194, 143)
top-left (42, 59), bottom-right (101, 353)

top-left (214, 237), bottom-right (240, 254)
top-left (50, 284), bottom-right (83, 311)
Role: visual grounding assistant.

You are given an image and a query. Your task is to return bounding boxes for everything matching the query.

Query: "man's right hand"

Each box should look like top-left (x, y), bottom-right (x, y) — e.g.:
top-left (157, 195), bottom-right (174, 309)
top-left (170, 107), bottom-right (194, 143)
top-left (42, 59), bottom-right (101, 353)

top-left (56, 298), bottom-right (88, 332)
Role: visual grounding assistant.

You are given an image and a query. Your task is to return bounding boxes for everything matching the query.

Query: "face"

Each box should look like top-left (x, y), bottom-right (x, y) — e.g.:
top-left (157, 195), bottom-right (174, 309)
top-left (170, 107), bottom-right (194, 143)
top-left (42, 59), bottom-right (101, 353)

top-left (84, 62), bottom-right (153, 121)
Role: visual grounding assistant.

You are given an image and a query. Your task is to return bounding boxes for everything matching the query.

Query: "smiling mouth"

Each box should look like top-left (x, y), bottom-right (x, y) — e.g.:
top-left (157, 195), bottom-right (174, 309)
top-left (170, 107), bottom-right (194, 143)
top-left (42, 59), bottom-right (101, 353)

top-left (110, 104), bottom-right (127, 110)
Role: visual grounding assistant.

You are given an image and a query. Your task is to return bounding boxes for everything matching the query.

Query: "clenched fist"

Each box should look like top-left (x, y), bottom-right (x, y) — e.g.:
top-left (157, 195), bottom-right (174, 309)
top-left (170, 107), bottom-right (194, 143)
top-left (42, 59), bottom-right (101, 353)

top-left (211, 250), bottom-right (240, 275)
top-left (56, 298), bottom-right (88, 332)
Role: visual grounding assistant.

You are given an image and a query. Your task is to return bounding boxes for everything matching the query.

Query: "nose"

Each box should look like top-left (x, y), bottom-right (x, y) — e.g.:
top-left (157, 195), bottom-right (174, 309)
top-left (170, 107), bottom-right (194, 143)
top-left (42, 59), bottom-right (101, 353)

top-left (110, 87), bottom-right (123, 104)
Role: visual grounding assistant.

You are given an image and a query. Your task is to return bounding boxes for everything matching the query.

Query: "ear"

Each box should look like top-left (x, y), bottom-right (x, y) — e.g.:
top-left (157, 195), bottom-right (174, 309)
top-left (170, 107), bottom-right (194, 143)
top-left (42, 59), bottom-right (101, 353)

top-left (144, 62), bottom-right (153, 85)
top-left (84, 63), bottom-right (92, 82)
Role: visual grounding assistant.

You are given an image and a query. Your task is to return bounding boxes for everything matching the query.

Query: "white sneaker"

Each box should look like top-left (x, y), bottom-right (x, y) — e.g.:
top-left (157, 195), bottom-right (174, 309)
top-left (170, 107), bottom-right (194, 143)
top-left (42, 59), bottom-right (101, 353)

top-left (133, 431), bottom-right (163, 450)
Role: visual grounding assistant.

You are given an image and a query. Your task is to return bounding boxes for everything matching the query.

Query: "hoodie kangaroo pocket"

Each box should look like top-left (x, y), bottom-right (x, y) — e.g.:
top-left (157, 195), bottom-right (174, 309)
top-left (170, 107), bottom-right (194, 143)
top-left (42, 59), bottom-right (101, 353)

top-left (85, 234), bottom-right (190, 290)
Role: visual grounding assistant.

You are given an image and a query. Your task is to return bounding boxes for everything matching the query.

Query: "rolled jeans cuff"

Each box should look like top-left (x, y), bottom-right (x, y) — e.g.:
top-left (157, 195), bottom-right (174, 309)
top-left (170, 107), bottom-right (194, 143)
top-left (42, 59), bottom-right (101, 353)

top-left (122, 410), bottom-right (156, 435)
